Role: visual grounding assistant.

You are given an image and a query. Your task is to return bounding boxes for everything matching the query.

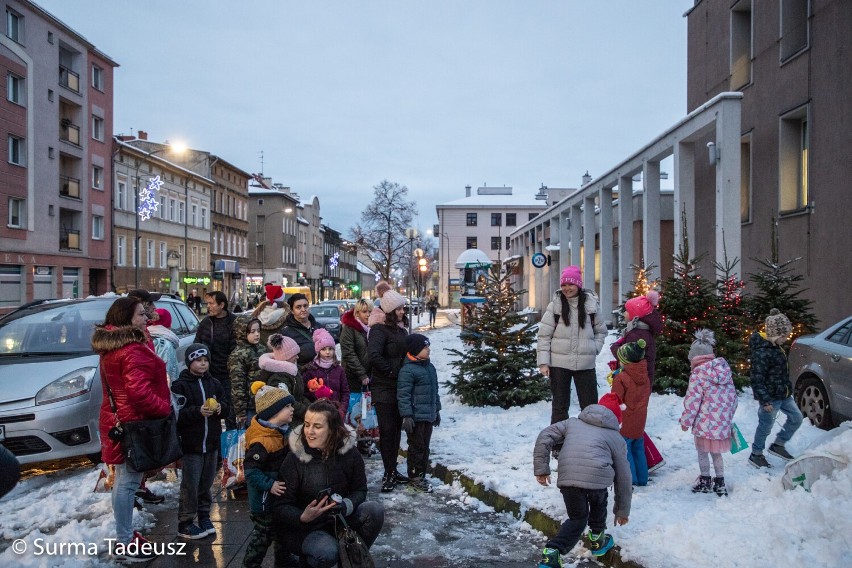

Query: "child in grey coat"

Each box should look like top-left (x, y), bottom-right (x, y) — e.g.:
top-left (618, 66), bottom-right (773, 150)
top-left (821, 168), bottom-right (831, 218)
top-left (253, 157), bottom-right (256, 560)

top-left (532, 393), bottom-right (632, 567)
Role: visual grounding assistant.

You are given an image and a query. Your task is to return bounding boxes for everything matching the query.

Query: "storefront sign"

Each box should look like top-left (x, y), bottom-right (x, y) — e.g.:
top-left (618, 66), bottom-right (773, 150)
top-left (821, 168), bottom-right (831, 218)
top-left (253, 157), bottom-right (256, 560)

top-left (183, 276), bottom-right (211, 285)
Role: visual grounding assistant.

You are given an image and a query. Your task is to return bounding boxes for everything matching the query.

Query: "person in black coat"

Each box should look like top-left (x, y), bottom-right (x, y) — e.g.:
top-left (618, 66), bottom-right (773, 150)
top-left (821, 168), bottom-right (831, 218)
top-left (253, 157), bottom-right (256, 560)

top-left (0, 445), bottom-right (20, 500)
top-left (366, 290), bottom-right (409, 492)
top-left (272, 400), bottom-right (384, 568)
top-left (195, 291), bottom-right (238, 429)
top-left (281, 293), bottom-right (319, 367)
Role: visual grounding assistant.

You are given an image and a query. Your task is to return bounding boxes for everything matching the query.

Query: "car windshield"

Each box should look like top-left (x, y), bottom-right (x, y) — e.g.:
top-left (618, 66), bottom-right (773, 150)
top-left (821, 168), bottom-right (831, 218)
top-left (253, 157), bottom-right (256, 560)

top-left (0, 300), bottom-right (110, 355)
top-left (310, 307), bottom-right (339, 318)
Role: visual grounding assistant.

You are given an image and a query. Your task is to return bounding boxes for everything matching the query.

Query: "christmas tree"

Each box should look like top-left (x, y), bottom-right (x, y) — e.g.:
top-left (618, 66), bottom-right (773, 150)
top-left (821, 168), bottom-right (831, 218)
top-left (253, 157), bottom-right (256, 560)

top-left (614, 262), bottom-right (660, 332)
top-left (713, 253), bottom-right (750, 390)
top-left (446, 266), bottom-right (550, 408)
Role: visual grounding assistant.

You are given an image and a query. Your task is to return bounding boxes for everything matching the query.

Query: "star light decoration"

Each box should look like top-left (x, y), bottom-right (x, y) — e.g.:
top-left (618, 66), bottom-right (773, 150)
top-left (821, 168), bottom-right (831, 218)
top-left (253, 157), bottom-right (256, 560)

top-left (137, 175), bottom-right (164, 221)
top-left (328, 251), bottom-right (340, 270)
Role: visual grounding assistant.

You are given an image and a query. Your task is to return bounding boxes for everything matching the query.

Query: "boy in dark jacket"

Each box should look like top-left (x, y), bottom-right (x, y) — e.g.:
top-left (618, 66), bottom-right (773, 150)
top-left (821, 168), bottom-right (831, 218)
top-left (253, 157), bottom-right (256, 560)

top-left (243, 381), bottom-right (295, 568)
top-left (398, 334), bottom-right (441, 493)
top-left (748, 309), bottom-right (803, 469)
top-left (171, 343), bottom-right (230, 540)
top-left (194, 291), bottom-right (238, 429)
top-left (533, 393), bottom-right (631, 567)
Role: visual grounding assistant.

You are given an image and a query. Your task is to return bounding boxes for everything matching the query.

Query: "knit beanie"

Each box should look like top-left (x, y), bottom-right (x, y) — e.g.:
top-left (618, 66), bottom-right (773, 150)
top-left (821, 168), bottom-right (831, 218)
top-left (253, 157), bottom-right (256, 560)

top-left (375, 280), bottom-right (392, 299)
top-left (560, 265), bottom-right (582, 287)
top-left (313, 328), bottom-right (335, 352)
top-left (688, 329), bottom-right (716, 361)
top-left (251, 381), bottom-right (295, 421)
top-left (185, 343), bottom-right (209, 367)
top-left (405, 333), bottom-right (430, 357)
top-left (268, 333), bottom-right (300, 361)
top-left (598, 393), bottom-right (623, 425)
top-left (265, 284), bottom-right (284, 304)
top-left (151, 308), bottom-right (171, 328)
top-left (765, 308), bottom-right (792, 340)
top-left (617, 338), bottom-right (647, 364)
top-left (380, 290), bottom-right (406, 313)
top-left (625, 295), bottom-right (653, 321)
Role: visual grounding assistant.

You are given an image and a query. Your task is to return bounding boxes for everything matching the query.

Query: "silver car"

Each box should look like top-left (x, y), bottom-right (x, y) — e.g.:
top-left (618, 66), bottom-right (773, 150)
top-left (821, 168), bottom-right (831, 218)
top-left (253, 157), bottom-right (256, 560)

top-left (0, 295), bottom-right (199, 465)
top-left (789, 315), bottom-right (852, 429)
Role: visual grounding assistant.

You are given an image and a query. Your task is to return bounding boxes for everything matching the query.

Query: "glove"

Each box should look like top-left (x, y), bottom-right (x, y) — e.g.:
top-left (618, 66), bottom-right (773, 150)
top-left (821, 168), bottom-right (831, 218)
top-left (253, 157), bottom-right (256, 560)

top-left (402, 416), bottom-right (415, 434)
top-left (433, 412), bottom-right (441, 427)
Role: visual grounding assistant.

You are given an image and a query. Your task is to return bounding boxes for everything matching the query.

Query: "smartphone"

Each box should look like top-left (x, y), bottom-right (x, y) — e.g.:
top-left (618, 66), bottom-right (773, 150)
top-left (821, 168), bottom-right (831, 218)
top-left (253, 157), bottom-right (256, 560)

top-left (316, 487), bottom-right (332, 502)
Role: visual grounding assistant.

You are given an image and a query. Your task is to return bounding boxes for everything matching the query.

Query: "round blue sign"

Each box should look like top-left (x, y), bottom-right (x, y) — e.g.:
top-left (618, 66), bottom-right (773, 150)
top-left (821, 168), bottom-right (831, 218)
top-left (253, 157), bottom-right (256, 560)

top-left (531, 252), bottom-right (547, 268)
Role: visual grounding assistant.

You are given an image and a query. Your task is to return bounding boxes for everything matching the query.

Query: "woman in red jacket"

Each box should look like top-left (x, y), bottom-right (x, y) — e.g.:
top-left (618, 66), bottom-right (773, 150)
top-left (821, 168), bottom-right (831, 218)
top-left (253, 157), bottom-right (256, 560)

top-left (92, 296), bottom-right (171, 563)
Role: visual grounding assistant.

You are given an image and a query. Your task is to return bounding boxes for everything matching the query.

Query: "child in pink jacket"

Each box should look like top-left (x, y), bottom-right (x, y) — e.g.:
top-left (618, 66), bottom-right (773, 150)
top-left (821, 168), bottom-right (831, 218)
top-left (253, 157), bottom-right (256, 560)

top-left (679, 329), bottom-right (738, 496)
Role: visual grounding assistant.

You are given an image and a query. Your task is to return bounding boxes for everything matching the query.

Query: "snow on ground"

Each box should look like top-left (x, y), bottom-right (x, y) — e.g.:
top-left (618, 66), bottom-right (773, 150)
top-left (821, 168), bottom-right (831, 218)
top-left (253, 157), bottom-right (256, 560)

top-left (423, 320), bottom-right (852, 568)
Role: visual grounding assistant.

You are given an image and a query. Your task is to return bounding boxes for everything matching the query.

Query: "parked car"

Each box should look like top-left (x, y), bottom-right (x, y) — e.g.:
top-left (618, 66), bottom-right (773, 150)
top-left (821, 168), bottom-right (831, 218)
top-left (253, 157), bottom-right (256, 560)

top-left (309, 304), bottom-right (343, 342)
top-left (319, 299), bottom-right (355, 311)
top-left (403, 298), bottom-right (423, 317)
top-left (789, 315), bottom-right (852, 429)
top-left (0, 295), bottom-right (199, 465)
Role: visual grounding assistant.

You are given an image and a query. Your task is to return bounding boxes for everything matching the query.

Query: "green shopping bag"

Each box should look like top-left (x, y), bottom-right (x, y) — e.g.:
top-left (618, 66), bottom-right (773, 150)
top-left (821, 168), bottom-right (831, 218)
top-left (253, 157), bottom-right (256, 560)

top-left (730, 423), bottom-right (749, 454)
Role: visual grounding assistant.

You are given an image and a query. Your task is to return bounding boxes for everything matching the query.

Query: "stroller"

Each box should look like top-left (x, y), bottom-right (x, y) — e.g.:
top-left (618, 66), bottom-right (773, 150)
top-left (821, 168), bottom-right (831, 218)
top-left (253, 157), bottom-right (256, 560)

top-left (347, 389), bottom-right (379, 457)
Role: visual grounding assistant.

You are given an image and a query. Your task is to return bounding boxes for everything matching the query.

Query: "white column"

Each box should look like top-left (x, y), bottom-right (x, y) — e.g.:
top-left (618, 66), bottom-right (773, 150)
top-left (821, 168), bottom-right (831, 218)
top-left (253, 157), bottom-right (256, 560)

top-left (618, 175), bottom-right (634, 300)
top-left (716, 99), bottom-right (743, 279)
top-left (599, 187), bottom-right (614, 321)
top-left (642, 161), bottom-right (661, 272)
top-left (674, 141), bottom-right (696, 258)
top-left (583, 195), bottom-right (596, 293)
top-left (570, 204), bottom-right (582, 268)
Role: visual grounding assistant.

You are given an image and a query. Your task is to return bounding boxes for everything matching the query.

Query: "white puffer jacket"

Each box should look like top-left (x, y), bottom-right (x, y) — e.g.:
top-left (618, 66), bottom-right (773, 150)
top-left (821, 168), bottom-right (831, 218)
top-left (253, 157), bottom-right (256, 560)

top-left (537, 290), bottom-right (607, 370)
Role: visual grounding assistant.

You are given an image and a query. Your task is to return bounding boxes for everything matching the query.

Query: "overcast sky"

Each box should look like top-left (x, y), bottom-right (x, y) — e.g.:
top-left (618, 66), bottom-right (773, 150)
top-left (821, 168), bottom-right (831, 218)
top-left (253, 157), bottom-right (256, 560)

top-left (36, 0), bottom-right (691, 235)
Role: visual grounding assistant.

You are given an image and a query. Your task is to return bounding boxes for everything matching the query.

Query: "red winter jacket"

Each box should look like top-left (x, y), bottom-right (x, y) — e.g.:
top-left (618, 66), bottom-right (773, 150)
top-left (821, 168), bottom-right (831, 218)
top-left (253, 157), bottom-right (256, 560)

top-left (611, 361), bottom-right (651, 440)
top-left (92, 325), bottom-right (171, 464)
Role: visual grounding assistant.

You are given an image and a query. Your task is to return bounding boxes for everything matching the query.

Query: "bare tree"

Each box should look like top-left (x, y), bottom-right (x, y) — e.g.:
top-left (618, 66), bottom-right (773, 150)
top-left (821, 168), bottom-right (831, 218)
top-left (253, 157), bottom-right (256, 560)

top-left (350, 180), bottom-right (418, 281)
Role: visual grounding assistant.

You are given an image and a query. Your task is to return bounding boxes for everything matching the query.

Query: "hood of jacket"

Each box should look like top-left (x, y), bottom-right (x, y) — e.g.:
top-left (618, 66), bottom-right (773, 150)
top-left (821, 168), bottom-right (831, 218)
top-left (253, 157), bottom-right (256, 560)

top-left (341, 309), bottom-right (366, 332)
top-left (252, 301), bottom-right (291, 330)
top-left (578, 403), bottom-right (621, 432)
top-left (232, 315), bottom-right (263, 347)
top-left (258, 353), bottom-right (298, 376)
top-left (693, 356), bottom-right (733, 385)
top-left (91, 325), bottom-right (148, 354)
top-left (638, 310), bottom-right (663, 335)
top-left (620, 361), bottom-right (650, 388)
top-left (147, 324), bottom-right (179, 348)
top-left (287, 423), bottom-right (358, 463)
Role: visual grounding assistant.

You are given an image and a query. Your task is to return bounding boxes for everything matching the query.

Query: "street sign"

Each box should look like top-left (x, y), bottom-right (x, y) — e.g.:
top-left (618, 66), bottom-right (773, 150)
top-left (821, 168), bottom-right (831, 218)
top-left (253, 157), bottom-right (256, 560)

top-left (531, 252), bottom-right (547, 268)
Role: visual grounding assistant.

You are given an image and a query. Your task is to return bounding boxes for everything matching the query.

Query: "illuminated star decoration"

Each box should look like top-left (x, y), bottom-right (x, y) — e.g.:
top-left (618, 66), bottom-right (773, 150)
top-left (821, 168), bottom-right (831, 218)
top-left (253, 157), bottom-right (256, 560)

top-left (137, 175), bottom-right (164, 221)
top-left (328, 252), bottom-right (340, 270)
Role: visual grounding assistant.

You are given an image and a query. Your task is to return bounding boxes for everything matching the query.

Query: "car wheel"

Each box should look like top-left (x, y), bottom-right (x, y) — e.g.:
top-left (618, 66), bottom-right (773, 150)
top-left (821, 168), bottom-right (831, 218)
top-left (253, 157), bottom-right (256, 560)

top-left (795, 376), bottom-right (834, 430)
top-left (87, 451), bottom-right (103, 465)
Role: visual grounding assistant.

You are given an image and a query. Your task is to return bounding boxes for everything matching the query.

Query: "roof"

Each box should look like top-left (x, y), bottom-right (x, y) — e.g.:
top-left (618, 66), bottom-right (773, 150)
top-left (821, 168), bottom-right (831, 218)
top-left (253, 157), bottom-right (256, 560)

top-left (114, 139), bottom-right (214, 184)
top-left (440, 193), bottom-right (546, 208)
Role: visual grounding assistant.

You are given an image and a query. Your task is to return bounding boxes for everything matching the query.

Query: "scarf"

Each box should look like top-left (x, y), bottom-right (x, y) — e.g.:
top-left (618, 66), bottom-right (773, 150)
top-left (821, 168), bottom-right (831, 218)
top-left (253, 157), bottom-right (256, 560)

top-left (316, 357), bottom-right (335, 369)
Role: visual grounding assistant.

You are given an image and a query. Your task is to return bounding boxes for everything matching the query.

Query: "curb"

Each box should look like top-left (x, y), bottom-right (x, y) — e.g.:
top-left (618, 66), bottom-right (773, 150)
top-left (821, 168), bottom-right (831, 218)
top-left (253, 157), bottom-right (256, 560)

top-left (426, 459), bottom-right (645, 568)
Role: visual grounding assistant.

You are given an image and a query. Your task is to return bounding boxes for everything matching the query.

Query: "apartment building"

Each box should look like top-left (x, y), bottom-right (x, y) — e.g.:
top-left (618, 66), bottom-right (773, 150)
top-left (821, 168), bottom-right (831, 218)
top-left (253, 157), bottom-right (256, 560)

top-left (1, 0), bottom-right (116, 313)
top-left (246, 183), bottom-right (300, 294)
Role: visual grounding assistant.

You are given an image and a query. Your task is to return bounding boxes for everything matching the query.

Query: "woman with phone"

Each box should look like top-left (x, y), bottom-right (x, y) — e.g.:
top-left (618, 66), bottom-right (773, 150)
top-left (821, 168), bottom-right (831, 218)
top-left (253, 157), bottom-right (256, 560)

top-left (272, 400), bottom-right (384, 567)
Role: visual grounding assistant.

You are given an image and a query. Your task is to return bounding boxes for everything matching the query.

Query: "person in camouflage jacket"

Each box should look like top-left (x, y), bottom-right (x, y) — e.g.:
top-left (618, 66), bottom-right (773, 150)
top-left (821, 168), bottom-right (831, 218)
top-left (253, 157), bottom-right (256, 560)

top-left (228, 317), bottom-right (268, 425)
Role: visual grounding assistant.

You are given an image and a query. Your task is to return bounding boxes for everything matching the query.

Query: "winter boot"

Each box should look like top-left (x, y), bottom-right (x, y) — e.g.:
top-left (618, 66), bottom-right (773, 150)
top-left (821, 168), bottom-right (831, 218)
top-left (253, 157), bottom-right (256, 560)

top-left (748, 453), bottom-right (771, 469)
top-left (537, 547), bottom-right (563, 568)
top-left (409, 474), bottom-right (433, 493)
top-left (691, 475), bottom-right (712, 493)
top-left (381, 472), bottom-right (395, 493)
top-left (768, 443), bottom-right (794, 461)
top-left (587, 531), bottom-right (614, 556)
top-left (391, 470), bottom-right (410, 485)
top-left (713, 477), bottom-right (728, 497)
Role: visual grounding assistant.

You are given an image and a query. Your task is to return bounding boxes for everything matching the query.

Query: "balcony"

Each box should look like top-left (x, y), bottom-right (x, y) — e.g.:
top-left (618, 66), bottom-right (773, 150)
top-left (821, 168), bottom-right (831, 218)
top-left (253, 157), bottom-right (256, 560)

top-left (59, 65), bottom-right (80, 93)
top-left (60, 120), bottom-right (80, 146)
top-left (60, 229), bottom-right (81, 251)
top-left (60, 175), bottom-right (81, 199)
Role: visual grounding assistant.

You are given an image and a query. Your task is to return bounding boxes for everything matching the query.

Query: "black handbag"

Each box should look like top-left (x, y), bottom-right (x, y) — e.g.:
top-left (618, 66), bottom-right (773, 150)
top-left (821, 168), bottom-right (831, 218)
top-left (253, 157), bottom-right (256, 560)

top-left (103, 368), bottom-right (183, 472)
top-left (336, 513), bottom-right (376, 568)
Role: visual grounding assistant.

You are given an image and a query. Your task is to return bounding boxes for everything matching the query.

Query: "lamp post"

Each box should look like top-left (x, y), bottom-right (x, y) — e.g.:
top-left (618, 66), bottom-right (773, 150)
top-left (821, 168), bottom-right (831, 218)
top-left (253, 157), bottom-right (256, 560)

top-left (404, 228), bottom-right (418, 333)
top-left (256, 206), bottom-right (293, 286)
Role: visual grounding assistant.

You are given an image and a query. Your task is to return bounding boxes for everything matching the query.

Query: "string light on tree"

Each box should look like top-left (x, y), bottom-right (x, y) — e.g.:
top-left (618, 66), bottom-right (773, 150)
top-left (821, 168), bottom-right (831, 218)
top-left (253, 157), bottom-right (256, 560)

top-left (137, 175), bottom-right (164, 221)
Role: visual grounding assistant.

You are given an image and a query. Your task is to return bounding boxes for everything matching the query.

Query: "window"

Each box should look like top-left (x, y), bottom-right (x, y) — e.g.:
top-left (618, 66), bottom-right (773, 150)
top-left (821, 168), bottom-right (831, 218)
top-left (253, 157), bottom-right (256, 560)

top-left (466, 212), bottom-right (477, 226)
top-left (730, 0), bottom-right (753, 90)
top-left (741, 135), bottom-right (752, 223)
top-left (506, 236), bottom-right (511, 250)
top-left (159, 242), bottom-right (167, 268)
top-left (490, 237), bottom-right (500, 250)
top-left (178, 201), bottom-right (185, 224)
top-left (466, 237), bottom-right (477, 249)
top-left (159, 195), bottom-right (167, 218)
top-left (116, 180), bottom-right (127, 210)
top-left (92, 65), bottom-right (103, 90)
top-left (8, 198), bottom-right (25, 228)
top-left (528, 213), bottom-right (538, 221)
top-left (92, 116), bottom-right (104, 141)
top-left (178, 244), bottom-right (185, 269)
top-left (117, 236), bottom-right (126, 266)
top-left (506, 213), bottom-right (516, 226)
top-left (779, 106), bottom-right (809, 213)
top-left (191, 246), bottom-right (198, 270)
top-left (781, 0), bottom-right (809, 61)
top-left (201, 207), bottom-right (208, 229)
top-left (191, 203), bottom-right (198, 226)
top-left (145, 240), bottom-right (154, 268)
top-left (6, 73), bottom-right (24, 105)
top-left (8, 135), bottom-right (25, 165)
top-left (169, 198), bottom-right (176, 221)
top-left (92, 165), bottom-right (103, 190)
top-left (92, 215), bottom-right (104, 240)
top-left (491, 213), bottom-right (502, 226)
top-left (201, 247), bottom-right (207, 270)
top-left (212, 230), bottom-right (218, 254)
top-left (6, 9), bottom-right (22, 43)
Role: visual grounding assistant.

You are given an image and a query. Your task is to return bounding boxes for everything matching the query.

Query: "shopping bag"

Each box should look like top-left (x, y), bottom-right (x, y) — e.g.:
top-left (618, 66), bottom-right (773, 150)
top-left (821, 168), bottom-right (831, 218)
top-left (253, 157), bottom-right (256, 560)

top-left (644, 432), bottom-right (666, 473)
top-left (730, 423), bottom-right (749, 454)
top-left (220, 429), bottom-right (246, 488)
top-left (360, 390), bottom-right (378, 430)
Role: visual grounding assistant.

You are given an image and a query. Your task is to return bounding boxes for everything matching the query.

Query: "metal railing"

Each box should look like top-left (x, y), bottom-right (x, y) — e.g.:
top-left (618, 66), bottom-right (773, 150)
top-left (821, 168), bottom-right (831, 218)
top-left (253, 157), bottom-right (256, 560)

top-left (60, 121), bottom-right (80, 145)
top-left (60, 229), bottom-right (81, 251)
top-left (60, 175), bottom-right (80, 199)
top-left (59, 65), bottom-right (80, 92)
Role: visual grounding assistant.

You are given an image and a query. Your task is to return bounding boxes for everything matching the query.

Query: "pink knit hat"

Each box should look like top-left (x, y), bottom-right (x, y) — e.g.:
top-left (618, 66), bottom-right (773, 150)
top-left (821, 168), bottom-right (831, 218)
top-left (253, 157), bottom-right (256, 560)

top-left (560, 265), bottom-right (582, 287)
top-left (313, 328), bottom-right (335, 352)
top-left (380, 290), bottom-right (406, 313)
top-left (268, 333), bottom-right (300, 361)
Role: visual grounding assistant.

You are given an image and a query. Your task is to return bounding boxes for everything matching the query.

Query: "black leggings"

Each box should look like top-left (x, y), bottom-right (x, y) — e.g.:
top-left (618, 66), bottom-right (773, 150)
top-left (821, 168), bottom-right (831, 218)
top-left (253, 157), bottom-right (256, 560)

top-left (374, 401), bottom-right (403, 474)
top-left (550, 367), bottom-right (598, 424)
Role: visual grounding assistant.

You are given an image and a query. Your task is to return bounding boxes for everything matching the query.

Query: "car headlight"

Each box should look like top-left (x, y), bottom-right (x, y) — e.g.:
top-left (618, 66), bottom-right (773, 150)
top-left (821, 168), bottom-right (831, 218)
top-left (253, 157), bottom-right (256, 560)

top-left (325, 323), bottom-right (340, 330)
top-left (35, 367), bottom-right (97, 405)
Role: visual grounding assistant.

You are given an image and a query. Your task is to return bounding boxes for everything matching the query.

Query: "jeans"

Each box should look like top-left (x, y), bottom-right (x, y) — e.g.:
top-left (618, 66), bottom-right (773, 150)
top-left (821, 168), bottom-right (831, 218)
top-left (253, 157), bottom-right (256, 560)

top-left (406, 421), bottom-right (434, 477)
top-left (624, 436), bottom-right (648, 486)
top-left (179, 452), bottom-right (219, 524)
top-left (547, 486), bottom-right (608, 554)
top-left (292, 501), bottom-right (385, 568)
top-left (550, 367), bottom-right (598, 424)
top-left (428, 309), bottom-right (437, 326)
top-left (112, 461), bottom-right (145, 543)
top-left (752, 396), bottom-right (803, 454)
top-left (374, 401), bottom-right (403, 474)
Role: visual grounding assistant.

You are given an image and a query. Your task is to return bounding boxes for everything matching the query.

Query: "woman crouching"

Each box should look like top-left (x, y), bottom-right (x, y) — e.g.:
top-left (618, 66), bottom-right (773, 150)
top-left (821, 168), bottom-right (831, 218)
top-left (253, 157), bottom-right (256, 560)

top-left (272, 400), bottom-right (384, 567)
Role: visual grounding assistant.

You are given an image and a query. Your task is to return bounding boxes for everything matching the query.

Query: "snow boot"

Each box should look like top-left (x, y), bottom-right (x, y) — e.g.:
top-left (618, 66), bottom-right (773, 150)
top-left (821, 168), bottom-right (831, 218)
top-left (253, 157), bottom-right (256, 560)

top-left (537, 547), bottom-right (563, 567)
top-left (768, 443), bottom-right (794, 461)
top-left (713, 477), bottom-right (728, 496)
top-left (380, 472), bottom-right (395, 493)
top-left (691, 475), bottom-right (712, 493)
top-left (391, 470), bottom-right (410, 485)
top-left (587, 531), bottom-right (614, 556)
